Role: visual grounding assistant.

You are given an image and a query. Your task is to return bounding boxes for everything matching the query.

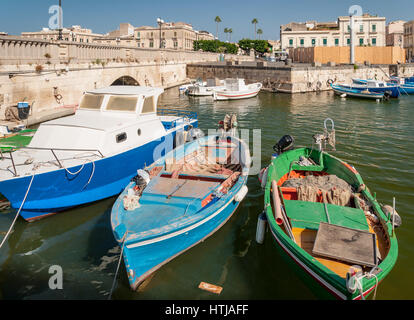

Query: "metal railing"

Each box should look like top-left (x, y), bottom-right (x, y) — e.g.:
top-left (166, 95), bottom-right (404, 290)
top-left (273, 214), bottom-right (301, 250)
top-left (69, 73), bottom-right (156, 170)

top-left (1, 147), bottom-right (104, 177)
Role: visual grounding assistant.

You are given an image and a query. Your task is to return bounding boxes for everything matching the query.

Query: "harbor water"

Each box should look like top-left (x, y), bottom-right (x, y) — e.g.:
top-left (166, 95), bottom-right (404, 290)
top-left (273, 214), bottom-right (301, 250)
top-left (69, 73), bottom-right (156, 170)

top-left (0, 89), bottom-right (413, 300)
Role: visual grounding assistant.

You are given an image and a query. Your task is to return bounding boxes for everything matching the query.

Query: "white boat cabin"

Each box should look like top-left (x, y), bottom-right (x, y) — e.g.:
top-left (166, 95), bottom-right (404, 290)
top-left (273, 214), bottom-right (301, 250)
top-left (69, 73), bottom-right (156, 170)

top-left (29, 86), bottom-right (171, 157)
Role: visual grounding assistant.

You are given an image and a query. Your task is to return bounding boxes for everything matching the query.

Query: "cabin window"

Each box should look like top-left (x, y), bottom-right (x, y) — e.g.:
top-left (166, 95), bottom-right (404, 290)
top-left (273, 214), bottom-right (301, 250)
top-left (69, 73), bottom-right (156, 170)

top-left (79, 94), bottom-right (104, 110)
top-left (106, 96), bottom-right (138, 112)
top-left (141, 96), bottom-right (155, 114)
top-left (116, 132), bottom-right (127, 143)
top-left (137, 129), bottom-right (142, 136)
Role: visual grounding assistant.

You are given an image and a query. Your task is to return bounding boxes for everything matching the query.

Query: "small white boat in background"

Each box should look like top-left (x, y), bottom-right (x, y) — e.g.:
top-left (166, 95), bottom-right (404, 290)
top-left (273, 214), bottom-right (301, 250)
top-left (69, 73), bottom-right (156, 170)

top-left (179, 79), bottom-right (206, 95)
top-left (187, 79), bottom-right (225, 97)
top-left (213, 79), bottom-right (262, 101)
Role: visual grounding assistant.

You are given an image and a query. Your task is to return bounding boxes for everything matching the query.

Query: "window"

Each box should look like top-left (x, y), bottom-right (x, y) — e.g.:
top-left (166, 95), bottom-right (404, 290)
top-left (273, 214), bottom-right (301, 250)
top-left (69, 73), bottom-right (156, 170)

top-left (137, 32), bottom-right (141, 39)
top-left (106, 96), bottom-right (138, 112)
top-left (116, 133), bottom-right (127, 144)
top-left (323, 38), bottom-right (327, 46)
top-left (372, 24), bottom-right (376, 32)
top-left (335, 38), bottom-right (339, 46)
top-left (360, 24), bottom-right (364, 32)
top-left (79, 94), bottom-right (104, 110)
top-left (149, 41), bottom-right (154, 48)
top-left (372, 38), bottom-right (377, 46)
top-left (311, 38), bottom-right (316, 46)
top-left (347, 38), bottom-right (350, 45)
top-left (137, 43), bottom-right (140, 48)
top-left (300, 38), bottom-right (304, 46)
top-left (141, 96), bottom-right (155, 114)
top-left (347, 25), bottom-right (351, 33)
top-left (174, 41), bottom-right (178, 48)
top-left (174, 32), bottom-right (177, 37)
top-left (289, 39), bottom-right (293, 46)
top-left (359, 38), bottom-right (364, 46)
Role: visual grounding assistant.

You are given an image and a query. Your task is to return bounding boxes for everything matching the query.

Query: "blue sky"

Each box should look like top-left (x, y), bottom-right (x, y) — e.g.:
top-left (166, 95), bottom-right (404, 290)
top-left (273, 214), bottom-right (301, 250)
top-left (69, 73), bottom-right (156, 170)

top-left (1, 0), bottom-right (413, 41)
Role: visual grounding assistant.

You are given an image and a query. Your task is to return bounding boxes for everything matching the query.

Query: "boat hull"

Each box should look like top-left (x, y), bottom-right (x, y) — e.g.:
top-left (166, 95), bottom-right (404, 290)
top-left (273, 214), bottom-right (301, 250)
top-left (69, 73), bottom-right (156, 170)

top-left (123, 194), bottom-right (243, 290)
top-left (331, 84), bottom-right (383, 100)
top-left (0, 124), bottom-right (196, 221)
top-left (213, 84), bottom-right (262, 101)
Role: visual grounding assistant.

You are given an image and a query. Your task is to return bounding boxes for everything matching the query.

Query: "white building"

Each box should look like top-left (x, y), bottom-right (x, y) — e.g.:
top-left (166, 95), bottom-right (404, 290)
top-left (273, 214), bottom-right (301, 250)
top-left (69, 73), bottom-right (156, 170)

top-left (280, 14), bottom-right (386, 50)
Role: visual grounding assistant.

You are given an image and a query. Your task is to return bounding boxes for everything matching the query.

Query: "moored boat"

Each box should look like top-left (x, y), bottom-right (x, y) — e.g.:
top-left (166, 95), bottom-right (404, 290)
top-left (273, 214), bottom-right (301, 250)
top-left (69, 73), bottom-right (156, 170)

top-left (0, 86), bottom-right (198, 221)
top-left (258, 119), bottom-right (399, 300)
top-left (348, 79), bottom-right (400, 98)
top-left (111, 115), bottom-right (250, 290)
top-left (331, 84), bottom-right (384, 100)
top-left (187, 79), bottom-right (225, 97)
top-left (0, 129), bottom-right (36, 153)
top-left (213, 79), bottom-right (262, 101)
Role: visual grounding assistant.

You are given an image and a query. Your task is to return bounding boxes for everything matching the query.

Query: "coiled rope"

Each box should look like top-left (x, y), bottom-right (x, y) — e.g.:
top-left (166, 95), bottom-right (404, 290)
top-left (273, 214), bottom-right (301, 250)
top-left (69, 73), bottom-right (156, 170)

top-left (0, 174), bottom-right (35, 249)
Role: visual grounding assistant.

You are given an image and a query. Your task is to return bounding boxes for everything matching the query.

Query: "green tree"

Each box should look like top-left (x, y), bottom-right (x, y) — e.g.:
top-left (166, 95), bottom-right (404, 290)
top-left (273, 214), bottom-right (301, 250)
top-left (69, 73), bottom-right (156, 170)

top-left (238, 38), bottom-right (271, 55)
top-left (215, 16), bottom-right (222, 40)
top-left (224, 28), bottom-right (229, 42)
top-left (228, 28), bottom-right (233, 42)
top-left (251, 18), bottom-right (258, 39)
top-left (257, 29), bottom-right (263, 40)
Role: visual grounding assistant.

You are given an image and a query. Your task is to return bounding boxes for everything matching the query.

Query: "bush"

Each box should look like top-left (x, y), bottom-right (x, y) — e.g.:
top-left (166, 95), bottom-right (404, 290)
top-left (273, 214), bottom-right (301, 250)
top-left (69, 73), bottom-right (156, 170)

top-left (193, 40), bottom-right (238, 54)
top-left (238, 39), bottom-right (272, 55)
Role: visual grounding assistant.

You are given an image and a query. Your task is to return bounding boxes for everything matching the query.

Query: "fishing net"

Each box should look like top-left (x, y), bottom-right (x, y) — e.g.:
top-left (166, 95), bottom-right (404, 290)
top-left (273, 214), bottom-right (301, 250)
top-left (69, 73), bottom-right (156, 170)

top-left (283, 175), bottom-right (353, 206)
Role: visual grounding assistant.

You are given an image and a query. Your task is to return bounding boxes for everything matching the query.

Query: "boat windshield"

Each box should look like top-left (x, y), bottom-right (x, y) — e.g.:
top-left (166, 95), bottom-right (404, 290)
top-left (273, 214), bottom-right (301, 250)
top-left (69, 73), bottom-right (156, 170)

top-left (106, 95), bottom-right (138, 112)
top-left (79, 94), bottom-right (105, 110)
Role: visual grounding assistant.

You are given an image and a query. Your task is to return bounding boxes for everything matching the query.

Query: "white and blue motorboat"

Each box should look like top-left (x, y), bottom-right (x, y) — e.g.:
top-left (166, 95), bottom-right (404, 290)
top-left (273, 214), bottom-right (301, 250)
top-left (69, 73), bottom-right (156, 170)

top-left (111, 119), bottom-right (250, 290)
top-left (387, 76), bottom-right (414, 94)
top-left (349, 79), bottom-right (400, 98)
top-left (331, 84), bottom-right (384, 100)
top-left (0, 86), bottom-right (198, 221)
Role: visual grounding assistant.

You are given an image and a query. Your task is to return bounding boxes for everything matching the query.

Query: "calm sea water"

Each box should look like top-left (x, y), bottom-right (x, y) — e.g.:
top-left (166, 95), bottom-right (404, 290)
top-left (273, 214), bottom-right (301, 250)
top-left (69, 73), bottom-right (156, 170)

top-left (0, 89), bottom-right (413, 300)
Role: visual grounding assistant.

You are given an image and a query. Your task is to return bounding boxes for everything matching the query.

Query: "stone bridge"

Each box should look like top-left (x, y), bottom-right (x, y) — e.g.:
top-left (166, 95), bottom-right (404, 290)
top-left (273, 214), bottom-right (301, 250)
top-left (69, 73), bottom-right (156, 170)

top-left (0, 36), bottom-right (253, 124)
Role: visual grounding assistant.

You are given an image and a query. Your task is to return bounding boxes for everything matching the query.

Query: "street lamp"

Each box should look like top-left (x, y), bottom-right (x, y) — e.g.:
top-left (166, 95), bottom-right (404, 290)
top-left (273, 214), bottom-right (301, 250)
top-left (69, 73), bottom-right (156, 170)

top-left (157, 18), bottom-right (164, 49)
top-left (58, 0), bottom-right (63, 41)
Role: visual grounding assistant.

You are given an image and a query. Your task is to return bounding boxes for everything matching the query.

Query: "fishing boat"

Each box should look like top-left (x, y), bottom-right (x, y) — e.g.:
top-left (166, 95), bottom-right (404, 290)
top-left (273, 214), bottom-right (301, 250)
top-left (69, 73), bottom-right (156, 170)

top-left (179, 79), bottom-right (206, 95)
top-left (331, 84), bottom-right (384, 100)
top-left (386, 77), bottom-right (414, 94)
top-left (0, 86), bottom-right (199, 222)
top-left (0, 129), bottom-right (36, 153)
top-left (187, 79), bottom-right (225, 97)
top-left (348, 79), bottom-right (400, 98)
top-left (257, 119), bottom-right (400, 300)
top-left (213, 79), bottom-right (262, 101)
top-left (111, 115), bottom-right (250, 290)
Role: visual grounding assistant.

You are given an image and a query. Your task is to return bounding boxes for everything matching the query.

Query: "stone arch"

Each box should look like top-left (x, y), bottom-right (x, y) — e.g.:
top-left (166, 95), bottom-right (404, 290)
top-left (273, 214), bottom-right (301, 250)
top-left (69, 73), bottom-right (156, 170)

top-left (110, 75), bottom-right (140, 86)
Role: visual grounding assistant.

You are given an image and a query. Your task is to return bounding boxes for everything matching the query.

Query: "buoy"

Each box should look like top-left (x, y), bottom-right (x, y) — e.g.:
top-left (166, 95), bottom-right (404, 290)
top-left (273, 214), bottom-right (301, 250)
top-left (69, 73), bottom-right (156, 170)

top-left (235, 185), bottom-right (248, 202)
top-left (346, 265), bottom-right (363, 294)
top-left (258, 167), bottom-right (268, 189)
top-left (381, 204), bottom-right (402, 228)
top-left (256, 211), bottom-right (267, 244)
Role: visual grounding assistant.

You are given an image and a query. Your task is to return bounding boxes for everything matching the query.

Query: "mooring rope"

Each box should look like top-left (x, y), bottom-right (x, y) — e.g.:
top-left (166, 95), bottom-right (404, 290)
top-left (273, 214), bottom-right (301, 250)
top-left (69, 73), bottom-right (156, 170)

top-left (0, 174), bottom-right (35, 249)
top-left (108, 232), bottom-right (129, 300)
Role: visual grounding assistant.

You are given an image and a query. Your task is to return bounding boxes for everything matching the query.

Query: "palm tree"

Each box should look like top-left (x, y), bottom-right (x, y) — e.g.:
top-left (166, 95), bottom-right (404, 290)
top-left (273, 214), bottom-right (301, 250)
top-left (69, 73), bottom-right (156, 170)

top-left (257, 28), bottom-right (263, 40)
top-left (252, 18), bottom-right (258, 39)
top-left (224, 27), bottom-right (229, 42)
top-left (228, 28), bottom-right (233, 42)
top-left (215, 16), bottom-right (222, 40)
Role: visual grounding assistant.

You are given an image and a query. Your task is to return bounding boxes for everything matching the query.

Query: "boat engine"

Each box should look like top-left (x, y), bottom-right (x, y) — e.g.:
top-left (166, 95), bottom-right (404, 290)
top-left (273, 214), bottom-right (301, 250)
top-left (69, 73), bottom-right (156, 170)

top-left (273, 135), bottom-right (295, 154)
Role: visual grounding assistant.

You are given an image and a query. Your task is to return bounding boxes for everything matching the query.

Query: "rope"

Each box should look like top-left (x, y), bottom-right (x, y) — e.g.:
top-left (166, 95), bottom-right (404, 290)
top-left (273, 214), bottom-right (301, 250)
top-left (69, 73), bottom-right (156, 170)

top-left (0, 174), bottom-right (35, 249)
top-left (108, 232), bottom-right (129, 300)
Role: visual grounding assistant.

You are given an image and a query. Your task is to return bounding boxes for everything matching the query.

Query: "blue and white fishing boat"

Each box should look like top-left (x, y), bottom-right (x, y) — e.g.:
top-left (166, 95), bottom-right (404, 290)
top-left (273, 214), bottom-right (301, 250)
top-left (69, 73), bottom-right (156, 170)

top-left (0, 86), bottom-right (198, 221)
top-left (349, 79), bottom-right (400, 98)
top-left (111, 116), bottom-right (250, 290)
top-left (387, 77), bottom-right (414, 94)
top-left (331, 84), bottom-right (384, 100)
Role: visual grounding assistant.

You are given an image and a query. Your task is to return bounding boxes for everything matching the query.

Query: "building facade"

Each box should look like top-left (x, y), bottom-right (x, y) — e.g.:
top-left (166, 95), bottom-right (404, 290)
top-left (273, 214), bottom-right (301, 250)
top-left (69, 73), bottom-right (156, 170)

top-left (21, 25), bottom-right (104, 43)
top-left (280, 14), bottom-right (386, 50)
top-left (135, 22), bottom-right (214, 50)
top-left (404, 20), bottom-right (414, 62)
top-left (386, 20), bottom-right (405, 47)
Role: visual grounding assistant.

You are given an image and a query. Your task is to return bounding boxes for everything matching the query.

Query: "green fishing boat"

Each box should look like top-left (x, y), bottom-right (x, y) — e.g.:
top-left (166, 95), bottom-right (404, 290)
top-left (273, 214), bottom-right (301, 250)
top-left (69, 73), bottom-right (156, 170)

top-left (0, 129), bottom-right (36, 153)
top-left (258, 119), bottom-right (399, 300)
